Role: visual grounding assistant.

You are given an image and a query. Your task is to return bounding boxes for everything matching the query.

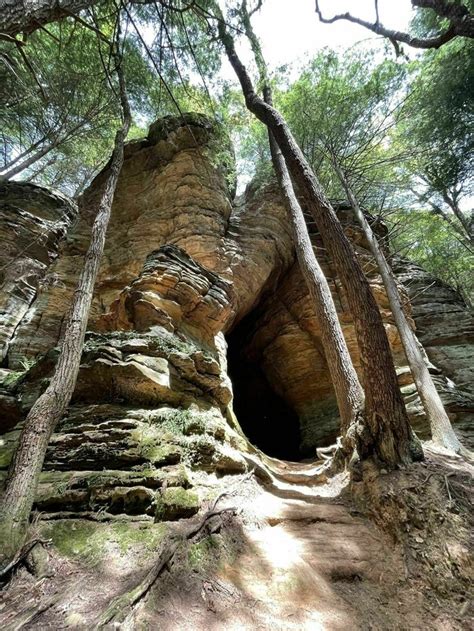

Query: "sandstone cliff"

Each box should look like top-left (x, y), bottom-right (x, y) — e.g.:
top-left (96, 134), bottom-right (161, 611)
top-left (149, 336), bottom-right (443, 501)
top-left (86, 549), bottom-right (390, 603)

top-left (0, 115), bottom-right (472, 629)
top-left (1, 112), bottom-right (473, 481)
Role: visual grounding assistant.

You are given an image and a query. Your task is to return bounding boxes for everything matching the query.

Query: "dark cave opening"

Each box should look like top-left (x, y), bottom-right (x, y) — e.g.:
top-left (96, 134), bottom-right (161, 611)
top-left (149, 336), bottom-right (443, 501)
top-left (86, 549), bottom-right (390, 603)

top-left (226, 313), bottom-right (304, 462)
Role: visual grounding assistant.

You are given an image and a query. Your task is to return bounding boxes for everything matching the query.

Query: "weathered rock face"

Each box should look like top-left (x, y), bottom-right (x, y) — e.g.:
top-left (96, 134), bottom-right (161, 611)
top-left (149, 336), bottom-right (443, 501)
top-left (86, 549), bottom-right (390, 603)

top-left (1, 113), bottom-right (473, 521)
top-left (0, 182), bottom-right (77, 362)
top-left (394, 258), bottom-right (474, 395)
top-left (393, 258), bottom-right (474, 445)
top-left (229, 208), bottom-right (474, 453)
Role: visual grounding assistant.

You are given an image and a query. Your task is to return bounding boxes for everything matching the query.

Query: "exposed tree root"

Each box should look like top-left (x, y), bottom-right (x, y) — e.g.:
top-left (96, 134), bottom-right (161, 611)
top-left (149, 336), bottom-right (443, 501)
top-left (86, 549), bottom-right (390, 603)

top-left (0, 538), bottom-right (51, 580)
top-left (97, 495), bottom-right (236, 628)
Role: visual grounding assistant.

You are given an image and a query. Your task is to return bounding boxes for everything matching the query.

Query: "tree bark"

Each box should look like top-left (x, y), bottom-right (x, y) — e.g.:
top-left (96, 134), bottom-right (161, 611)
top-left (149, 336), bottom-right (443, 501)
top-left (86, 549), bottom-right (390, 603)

top-left (1, 139), bottom-right (61, 180)
top-left (216, 10), bottom-right (422, 468)
top-left (333, 160), bottom-right (463, 453)
top-left (240, 1), bottom-right (364, 448)
top-left (1, 135), bottom-right (48, 173)
top-left (315, 0), bottom-right (474, 50)
top-left (0, 0), bottom-right (155, 38)
top-left (0, 0), bottom-right (100, 37)
top-left (441, 190), bottom-right (473, 245)
top-left (268, 130), bottom-right (364, 439)
top-left (1, 118), bottom-right (92, 180)
top-left (0, 52), bottom-right (131, 572)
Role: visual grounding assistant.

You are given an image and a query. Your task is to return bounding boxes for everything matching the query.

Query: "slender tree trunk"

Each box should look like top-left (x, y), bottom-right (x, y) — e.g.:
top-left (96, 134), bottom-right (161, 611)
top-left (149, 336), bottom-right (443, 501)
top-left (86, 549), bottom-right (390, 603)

top-left (0, 135), bottom-right (48, 173)
top-left (1, 118), bottom-right (89, 180)
top-left (24, 155), bottom-right (58, 182)
top-left (239, 3), bottom-right (364, 450)
top-left (414, 191), bottom-right (474, 253)
top-left (441, 190), bottom-right (473, 244)
top-left (1, 141), bottom-right (59, 179)
top-left (333, 161), bottom-right (463, 453)
top-left (0, 55), bottom-right (131, 572)
top-left (216, 11), bottom-right (422, 468)
top-left (268, 130), bottom-right (365, 438)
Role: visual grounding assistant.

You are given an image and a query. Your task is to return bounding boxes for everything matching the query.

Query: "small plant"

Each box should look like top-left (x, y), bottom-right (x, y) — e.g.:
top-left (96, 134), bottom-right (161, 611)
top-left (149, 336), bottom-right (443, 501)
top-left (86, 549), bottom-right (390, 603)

top-left (2, 371), bottom-right (23, 388)
top-left (1, 355), bottom-right (36, 389)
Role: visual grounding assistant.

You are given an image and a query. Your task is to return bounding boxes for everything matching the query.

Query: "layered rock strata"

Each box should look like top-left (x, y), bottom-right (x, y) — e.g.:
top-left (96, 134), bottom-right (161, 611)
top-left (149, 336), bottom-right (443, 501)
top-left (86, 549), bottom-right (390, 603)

top-left (0, 181), bottom-right (77, 362)
top-left (0, 113), bottom-right (473, 524)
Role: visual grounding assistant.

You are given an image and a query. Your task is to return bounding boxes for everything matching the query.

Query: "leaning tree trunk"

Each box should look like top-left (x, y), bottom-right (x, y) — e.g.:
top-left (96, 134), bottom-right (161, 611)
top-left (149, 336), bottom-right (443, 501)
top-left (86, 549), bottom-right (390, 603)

top-left (268, 130), bottom-right (364, 439)
top-left (0, 58), bottom-right (131, 572)
top-left (216, 11), bottom-right (422, 469)
top-left (239, 4), bottom-right (364, 450)
top-left (1, 139), bottom-right (61, 180)
top-left (333, 161), bottom-right (463, 453)
top-left (441, 191), bottom-right (474, 245)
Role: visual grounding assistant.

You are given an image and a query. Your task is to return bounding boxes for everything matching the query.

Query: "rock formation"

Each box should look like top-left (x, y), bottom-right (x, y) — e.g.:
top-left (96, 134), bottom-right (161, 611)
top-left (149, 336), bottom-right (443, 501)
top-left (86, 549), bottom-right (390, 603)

top-left (1, 113), bottom-right (473, 629)
top-left (1, 112), bottom-right (473, 483)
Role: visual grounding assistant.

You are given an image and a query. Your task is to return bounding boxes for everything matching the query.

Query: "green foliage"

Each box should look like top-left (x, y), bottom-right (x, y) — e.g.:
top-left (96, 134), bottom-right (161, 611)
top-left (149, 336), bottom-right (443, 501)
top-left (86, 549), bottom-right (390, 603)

top-left (1, 16), bottom-right (122, 193)
top-left (397, 37), bottom-right (474, 205)
top-left (0, 3), bottom-right (227, 194)
top-left (389, 209), bottom-right (473, 305)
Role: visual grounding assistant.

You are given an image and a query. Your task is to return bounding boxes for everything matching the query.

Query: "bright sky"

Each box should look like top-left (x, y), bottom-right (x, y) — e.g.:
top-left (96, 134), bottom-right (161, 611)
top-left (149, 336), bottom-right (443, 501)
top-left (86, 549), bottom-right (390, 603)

top-left (221, 0), bottom-right (415, 79)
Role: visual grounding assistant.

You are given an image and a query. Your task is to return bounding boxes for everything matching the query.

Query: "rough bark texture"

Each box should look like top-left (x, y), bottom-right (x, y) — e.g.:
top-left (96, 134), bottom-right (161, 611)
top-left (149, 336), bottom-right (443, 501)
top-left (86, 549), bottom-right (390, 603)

top-left (216, 15), bottom-right (420, 468)
top-left (269, 136), bottom-right (364, 439)
top-left (0, 64), bottom-right (131, 570)
top-left (333, 163), bottom-right (463, 454)
top-left (0, 0), bottom-right (99, 36)
top-left (242, 4), bottom-right (364, 450)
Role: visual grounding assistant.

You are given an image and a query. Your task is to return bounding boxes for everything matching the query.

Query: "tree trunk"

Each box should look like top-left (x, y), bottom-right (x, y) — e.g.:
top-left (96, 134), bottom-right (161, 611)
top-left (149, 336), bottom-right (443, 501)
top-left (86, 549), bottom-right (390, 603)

top-left (0, 135), bottom-right (48, 174)
top-left (441, 190), bottom-right (474, 245)
top-left (216, 13), bottom-right (422, 469)
top-left (1, 140), bottom-right (60, 180)
top-left (0, 0), bottom-right (156, 38)
top-left (1, 118), bottom-right (89, 181)
top-left (239, 0), bottom-right (364, 447)
top-left (0, 0), bottom-right (99, 37)
top-left (0, 56), bottom-right (131, 572)
top-left (268, 131), bottom-right (365, 438)
top-left (333, 161), bottom-right (463, 453)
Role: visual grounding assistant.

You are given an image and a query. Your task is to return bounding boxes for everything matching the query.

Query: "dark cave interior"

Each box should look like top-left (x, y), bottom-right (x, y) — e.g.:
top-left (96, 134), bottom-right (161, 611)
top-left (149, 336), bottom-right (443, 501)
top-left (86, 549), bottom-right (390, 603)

top-left (226, 312), bottom-right (304, 462)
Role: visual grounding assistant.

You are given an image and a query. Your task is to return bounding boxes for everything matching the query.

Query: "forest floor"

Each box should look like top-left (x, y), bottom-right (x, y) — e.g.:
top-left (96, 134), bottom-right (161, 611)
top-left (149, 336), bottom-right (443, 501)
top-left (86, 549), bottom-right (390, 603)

top-left (0, 444), bottom-right (472, 630)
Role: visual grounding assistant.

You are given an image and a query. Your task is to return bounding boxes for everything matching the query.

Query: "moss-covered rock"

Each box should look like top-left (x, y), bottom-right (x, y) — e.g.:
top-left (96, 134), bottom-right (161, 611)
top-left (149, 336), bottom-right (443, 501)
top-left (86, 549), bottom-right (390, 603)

top-left (41, 520), bottom-right (167, 565)
top-left (155, 487), bottom-right (200, 522)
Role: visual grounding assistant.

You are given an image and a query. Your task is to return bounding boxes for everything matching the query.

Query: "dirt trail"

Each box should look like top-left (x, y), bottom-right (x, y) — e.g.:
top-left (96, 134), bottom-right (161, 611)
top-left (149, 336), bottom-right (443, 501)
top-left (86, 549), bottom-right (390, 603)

top-left (179, 461), bottom-right (416, 631)
top-left (0, 449), bottom-right (471, 630)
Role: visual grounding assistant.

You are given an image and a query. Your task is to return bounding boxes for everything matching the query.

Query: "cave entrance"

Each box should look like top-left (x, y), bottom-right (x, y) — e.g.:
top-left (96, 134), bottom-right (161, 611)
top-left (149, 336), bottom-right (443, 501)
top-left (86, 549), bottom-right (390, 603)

top-left (226, 313), bottom-right (304, 462)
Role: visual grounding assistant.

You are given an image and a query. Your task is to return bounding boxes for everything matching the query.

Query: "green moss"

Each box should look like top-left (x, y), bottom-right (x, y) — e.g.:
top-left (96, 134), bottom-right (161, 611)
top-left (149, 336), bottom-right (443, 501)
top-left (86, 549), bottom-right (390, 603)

top-left (42, 521), bottom-right (110, 565)
top-left (155, 487), bottom-right (199, 521)
top-left (188, 531), bottom-right (240, 572)
top-left (41, 520), bottom-right (168, 564)
top-left (0, 432), bottom-right (18, 469)
top-left (188, 534), bottom-right (219, 570)
top-left (2, 370), bottom-right (23, 388)
top-left (1, 356), bottom-right (38, 389)
top-left (142, 442), bottom-right (182, 466)
top-left (110, 522), bottom-right (167, 554)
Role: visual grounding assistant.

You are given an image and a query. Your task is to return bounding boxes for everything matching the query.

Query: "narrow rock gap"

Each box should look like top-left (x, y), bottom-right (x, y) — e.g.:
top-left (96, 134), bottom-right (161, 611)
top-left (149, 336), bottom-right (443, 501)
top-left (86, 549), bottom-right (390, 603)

top-left (226, 310), bottom-right (304, 462)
